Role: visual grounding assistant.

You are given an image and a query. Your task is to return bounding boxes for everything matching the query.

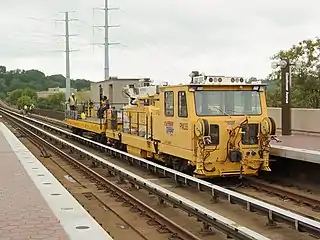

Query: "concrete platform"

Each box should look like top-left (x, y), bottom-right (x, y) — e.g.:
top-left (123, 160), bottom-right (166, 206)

top-left (271, 134), bottom-right (320, 164)
top-left (0, 122), bottom-right (112, 240)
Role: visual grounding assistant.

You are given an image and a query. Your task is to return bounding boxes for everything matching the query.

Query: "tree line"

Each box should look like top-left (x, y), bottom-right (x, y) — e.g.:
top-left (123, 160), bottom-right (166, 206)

top-left (0, 66), bottom-right (90, 98)
top-left (0, 66), bottom-right (91, 111)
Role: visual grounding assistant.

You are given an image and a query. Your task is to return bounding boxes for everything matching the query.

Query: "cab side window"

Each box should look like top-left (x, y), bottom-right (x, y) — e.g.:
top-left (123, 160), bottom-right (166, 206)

top-left (178, 91), bottom-right (188, 117)
top-left (164, 91), bottom-right (174, 116)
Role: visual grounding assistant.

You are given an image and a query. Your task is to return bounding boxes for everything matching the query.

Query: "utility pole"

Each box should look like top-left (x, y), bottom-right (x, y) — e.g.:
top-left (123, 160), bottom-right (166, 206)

top-left (55, 11), bottom-right (78, 107)
top-left (93, 0), bottom-right (120, 81)
top-left (104, 0), bottom-right (110, 81)
top-left (65, 12), bottom-right (71, 103)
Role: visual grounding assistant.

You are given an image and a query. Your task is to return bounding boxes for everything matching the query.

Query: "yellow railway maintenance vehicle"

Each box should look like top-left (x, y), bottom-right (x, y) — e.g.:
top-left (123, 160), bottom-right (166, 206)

top-left (65, 71), bottom-right (277, 178)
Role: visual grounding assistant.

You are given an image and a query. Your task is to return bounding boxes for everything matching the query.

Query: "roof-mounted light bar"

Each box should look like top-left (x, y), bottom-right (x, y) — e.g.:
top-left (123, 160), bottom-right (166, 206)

top-left (189, 72), bottom-right (267, 86)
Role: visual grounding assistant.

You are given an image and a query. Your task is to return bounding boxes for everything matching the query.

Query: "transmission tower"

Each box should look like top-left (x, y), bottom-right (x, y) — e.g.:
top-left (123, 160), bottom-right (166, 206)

top-left (55, 11), bottom-right (78, 104)
top-left (93, 0), bottom-right (120, 81)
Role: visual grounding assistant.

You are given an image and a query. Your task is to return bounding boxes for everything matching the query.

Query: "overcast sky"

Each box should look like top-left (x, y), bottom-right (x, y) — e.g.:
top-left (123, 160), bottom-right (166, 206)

top-left (1, 0), bottom-right (319, 84)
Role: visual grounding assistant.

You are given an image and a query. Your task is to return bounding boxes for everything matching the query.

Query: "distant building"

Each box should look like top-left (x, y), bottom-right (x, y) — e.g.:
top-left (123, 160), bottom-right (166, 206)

top-left (90, 77), bottom-right (149, 109)
top-left (37, 87), bottom-right (77, 98)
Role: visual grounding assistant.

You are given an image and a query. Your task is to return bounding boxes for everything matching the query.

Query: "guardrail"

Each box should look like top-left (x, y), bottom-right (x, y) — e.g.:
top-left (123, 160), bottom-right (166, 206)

top-left (1, 108), bottom-right (270, 240)
top-left (1, 107), bottom-right (319, 237)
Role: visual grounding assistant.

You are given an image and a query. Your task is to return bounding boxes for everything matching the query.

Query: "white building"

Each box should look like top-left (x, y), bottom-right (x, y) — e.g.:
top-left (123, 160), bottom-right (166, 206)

top-left (37, 87), bottom-right (77, 98)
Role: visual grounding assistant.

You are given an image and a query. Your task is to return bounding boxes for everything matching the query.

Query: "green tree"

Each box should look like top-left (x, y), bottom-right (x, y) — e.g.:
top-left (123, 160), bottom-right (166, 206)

top-left (17, 95), bottom-right (34, 108)
top-left (0, 78), bottom-right (7, 93)
top-left (22, 88), bottom-right (37, 100)
top-left (7, 88), bottom-right (37, 105)
top-left (47, 92), bottom-right (66, 110)
top-left (0, 66), bottom-right (6, 75)
top-left (8, 89), bottom-right (24, 105)
top-left (268, 38), bottom-right (320, 108)
top-left (7, 78), bottom-right (26, 92)
top-left (0, 92), bottom-right (6, 99)
top-left (72, 79), bottom-right (91, 91)
top-left (36, 97), bottom-right (53, 109)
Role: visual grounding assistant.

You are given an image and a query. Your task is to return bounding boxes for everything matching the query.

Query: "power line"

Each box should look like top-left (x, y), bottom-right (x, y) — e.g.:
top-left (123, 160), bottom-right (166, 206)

top-left (55, 11), bottom-right (79, 104)
top-left (93, 0), bottom-right (120, 81)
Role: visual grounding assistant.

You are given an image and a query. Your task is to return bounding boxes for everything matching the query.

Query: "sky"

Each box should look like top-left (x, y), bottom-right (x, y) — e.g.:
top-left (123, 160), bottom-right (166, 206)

top-left (1, 0), bottom-right (320, 84)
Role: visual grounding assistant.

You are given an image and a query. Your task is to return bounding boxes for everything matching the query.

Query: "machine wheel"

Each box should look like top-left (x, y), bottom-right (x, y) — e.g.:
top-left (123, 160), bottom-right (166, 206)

top-left (268, 117), bottom-right (276, 135)
top-left (194, 119), bottom-right (209, 137)
top-left (261, 117), bottom-right (276, 135)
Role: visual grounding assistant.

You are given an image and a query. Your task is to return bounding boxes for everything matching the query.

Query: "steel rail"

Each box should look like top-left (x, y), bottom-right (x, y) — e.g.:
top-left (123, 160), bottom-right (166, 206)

top-left (0, 101), bottom-right (66, 128)
top-left (1, 109), bottom-right (270, 240)
top-left (243, 177), bottom-right (320, 213)
top-left (7, 116), bottom-right (201, 240)
top-left (1, 107), bottom-right (320, 237)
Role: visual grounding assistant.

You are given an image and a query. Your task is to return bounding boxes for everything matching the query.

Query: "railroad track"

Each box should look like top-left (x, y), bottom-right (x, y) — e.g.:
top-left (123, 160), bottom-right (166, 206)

top-left (35, 110), bottom-right (320, 218)
top-left (26, 113), bottom-right (320, 216)
top-left (0, 101), bottom-right (67, 129)
top-left (3, 103), bottom-right (320, 216)
top-left (1, 107), bottom-right (320, 239)
top-left (11, 106), bottom-right (320, 209)
top-left (7, 119), bottom-right (200, 240)
top-left (243, 177), bottom-right (320, 213)
top-left (212, 176), bottom-right (320, 220)
top-left (1, 109), bottom-right (271, 240)
top-left (21, 110), bottom-right (320, 209)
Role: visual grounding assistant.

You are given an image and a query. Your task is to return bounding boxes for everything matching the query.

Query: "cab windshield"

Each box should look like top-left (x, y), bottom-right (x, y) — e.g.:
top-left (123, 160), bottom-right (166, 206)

top-left (194, 90), bottom-right (262, 116)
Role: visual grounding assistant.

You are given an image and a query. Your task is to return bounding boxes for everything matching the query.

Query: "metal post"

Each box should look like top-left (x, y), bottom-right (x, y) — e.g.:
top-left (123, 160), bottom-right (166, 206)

top-left (65, 12), bottom-right (71, 105)
top-left (281, 58), bottom-right (291, 135)
top-left (104, 0), bottom-right (109, 81)
top-left (93, 1), bottom-right (120, 81)
top-left (55, 12), bottom-right (78, 111)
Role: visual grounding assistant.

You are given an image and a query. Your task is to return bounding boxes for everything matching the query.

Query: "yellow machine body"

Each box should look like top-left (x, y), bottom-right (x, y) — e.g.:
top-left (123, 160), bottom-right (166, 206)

top-left (65, 75), bottom-right (276, 178)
